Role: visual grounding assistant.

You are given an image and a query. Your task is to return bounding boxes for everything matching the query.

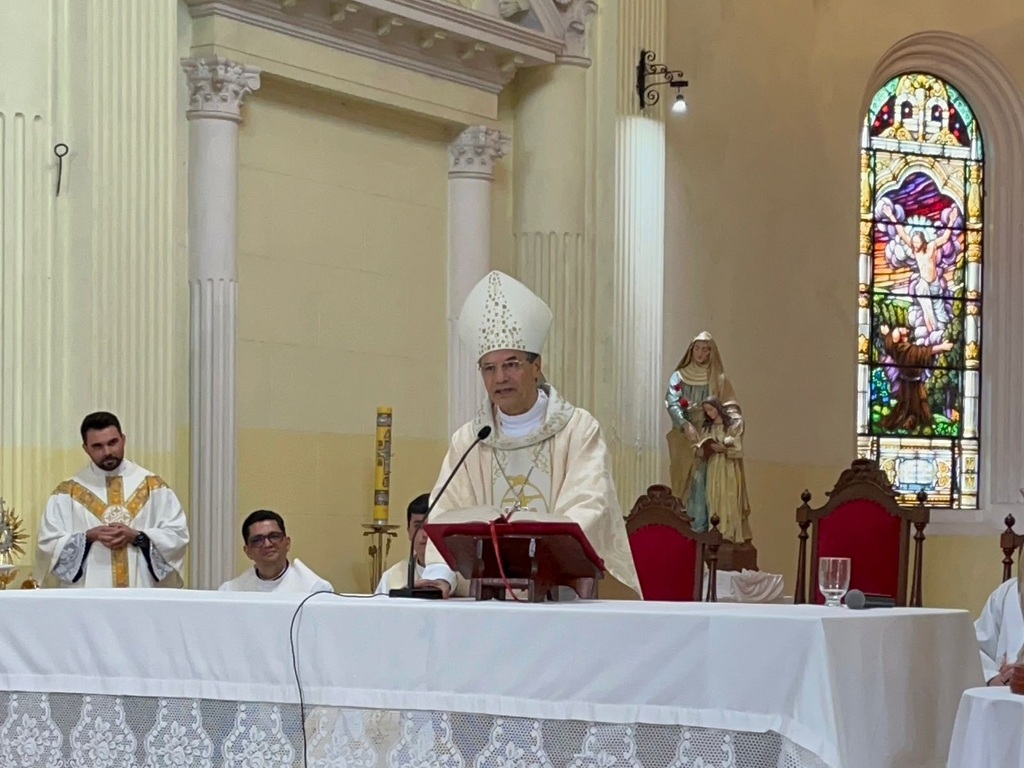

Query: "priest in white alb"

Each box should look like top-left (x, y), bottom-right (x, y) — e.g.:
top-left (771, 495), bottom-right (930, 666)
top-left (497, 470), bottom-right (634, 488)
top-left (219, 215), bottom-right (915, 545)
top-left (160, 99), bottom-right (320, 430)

top-left (426, 270), bottom-right (642, 597)
top-left (220, 509), bottom-right (333, 593)
top-left (976, 575), bottom-right (1024, 685)
top-left (37, 412), bottom-right (189, 588)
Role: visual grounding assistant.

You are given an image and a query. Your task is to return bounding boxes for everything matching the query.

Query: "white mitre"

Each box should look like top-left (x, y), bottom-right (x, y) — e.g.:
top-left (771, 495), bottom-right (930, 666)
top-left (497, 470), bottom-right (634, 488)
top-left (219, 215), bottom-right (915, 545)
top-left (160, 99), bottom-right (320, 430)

top-left (458, 271), bottom-right (553, 360)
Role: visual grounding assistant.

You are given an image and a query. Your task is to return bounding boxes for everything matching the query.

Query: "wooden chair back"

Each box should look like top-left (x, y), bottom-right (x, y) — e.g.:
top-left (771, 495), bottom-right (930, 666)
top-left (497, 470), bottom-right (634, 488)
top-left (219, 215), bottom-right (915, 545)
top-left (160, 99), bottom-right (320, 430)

top-left (1001, 515), bottom-right (1024, 582)
top-left (794, 459), bottom-right (930, 607)
top-left (627, 485), bottom-right (724, 601)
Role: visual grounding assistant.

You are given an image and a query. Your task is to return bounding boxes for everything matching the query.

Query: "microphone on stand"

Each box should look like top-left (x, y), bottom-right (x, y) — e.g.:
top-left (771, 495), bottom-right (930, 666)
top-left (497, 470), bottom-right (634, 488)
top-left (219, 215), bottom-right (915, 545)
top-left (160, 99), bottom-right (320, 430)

top-left (389, 425), bottom-right (492, 599)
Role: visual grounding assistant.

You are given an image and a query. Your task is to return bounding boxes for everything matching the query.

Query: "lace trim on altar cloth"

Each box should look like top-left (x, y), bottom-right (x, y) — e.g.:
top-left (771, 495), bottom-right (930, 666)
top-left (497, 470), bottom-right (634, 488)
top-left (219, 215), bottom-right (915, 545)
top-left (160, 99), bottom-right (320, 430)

top-left (0, 692), bottom-right (830, 768)
top-left (53, 533), bottom-right (88, 584)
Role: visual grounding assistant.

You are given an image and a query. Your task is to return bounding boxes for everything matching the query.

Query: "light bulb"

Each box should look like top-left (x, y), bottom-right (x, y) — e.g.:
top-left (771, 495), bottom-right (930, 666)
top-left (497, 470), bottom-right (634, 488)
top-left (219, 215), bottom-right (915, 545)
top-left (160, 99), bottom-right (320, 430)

top-left (672, 94), bottom-right (688, 115)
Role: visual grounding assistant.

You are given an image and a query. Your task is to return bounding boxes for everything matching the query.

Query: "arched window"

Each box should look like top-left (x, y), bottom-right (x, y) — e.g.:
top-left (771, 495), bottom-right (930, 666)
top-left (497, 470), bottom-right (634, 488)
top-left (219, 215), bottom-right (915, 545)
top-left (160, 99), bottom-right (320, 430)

top-left (857, 72), bottom-right (983, 509)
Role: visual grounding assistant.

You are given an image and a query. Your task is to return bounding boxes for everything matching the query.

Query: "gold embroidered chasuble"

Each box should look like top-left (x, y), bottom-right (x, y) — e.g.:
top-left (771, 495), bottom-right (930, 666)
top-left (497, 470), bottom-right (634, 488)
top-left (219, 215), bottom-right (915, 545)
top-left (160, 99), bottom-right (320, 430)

top-left (38, 460), bottom-right (189, 588)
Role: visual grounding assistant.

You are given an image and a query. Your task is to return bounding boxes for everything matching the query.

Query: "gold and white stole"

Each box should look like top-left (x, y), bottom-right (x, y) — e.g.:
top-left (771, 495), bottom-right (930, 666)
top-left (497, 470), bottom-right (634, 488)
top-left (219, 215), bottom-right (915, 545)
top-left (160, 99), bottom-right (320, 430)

top-left (53, 475), bottom-right (167, 587)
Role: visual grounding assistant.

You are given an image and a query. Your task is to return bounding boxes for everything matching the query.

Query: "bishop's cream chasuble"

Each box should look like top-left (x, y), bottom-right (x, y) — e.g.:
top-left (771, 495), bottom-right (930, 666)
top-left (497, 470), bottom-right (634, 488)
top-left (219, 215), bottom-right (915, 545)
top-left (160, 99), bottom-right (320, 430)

top-left (37, 460), bottom-right (190, 588)
top-left (427, 385), bottom-right (642, 597)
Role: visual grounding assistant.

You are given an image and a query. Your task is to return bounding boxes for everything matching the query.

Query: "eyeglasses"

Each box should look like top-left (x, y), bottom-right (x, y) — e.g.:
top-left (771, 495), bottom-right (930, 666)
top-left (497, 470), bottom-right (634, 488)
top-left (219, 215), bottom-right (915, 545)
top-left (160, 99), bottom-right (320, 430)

top-left (248, 531), bottom-right (285, 547)
top-left (479, 359), bottom-right (528, 377)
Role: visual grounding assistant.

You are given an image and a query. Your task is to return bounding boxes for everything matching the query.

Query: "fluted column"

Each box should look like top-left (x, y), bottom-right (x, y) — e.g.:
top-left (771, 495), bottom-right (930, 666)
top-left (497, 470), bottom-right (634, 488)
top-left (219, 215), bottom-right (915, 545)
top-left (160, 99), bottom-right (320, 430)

top-left (606, 0), bottom-right (667, 509)
top-left (181, 56), bottom-right (260, 590)
top-left (447, 126), bottom-right (510, 433)
top-left (513, 65), bottom-right (594, 408)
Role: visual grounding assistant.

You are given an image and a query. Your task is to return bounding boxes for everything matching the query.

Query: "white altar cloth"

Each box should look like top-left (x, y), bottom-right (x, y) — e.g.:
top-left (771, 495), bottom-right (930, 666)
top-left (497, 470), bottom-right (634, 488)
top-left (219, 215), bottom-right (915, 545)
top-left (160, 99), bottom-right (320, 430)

top-left (946, 686), bottom-right (1024, 767)
top-left (0, 590), bottom-right (982, 768)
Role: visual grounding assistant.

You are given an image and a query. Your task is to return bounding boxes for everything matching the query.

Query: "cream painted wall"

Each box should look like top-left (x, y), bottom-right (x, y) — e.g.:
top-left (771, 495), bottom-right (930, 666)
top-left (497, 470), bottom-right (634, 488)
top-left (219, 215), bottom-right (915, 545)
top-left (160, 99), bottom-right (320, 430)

top-left (664, 0), bottom-right (1024, 615)
top-left (490, 90), bottom-right (517, 276)
top-left (0, 0), bottom-right (190, 576)
top-left (236, 80), bottom-right (456, 592)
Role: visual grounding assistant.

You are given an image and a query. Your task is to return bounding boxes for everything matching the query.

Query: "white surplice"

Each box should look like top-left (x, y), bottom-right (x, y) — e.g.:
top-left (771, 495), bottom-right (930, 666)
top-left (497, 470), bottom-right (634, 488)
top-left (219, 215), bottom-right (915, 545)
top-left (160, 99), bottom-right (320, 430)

top-left (427, 384), bottom-right (642, 596)
top-left (374, 560), bottom-right (458, 595)
top-left (219, 558), bottom-right (333, 594)
top-left (37, 460), bottom-right (189, 588)
top-left (976, 577), bottom-right (1024, 682)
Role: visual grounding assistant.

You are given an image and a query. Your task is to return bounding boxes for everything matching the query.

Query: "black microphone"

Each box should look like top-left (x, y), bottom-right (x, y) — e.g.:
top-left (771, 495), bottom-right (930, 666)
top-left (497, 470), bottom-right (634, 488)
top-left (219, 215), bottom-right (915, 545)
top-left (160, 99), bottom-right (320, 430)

top-left (390, 425), bottom-right (492, 599)
top-left (845, 589), bottom-right (896, 610)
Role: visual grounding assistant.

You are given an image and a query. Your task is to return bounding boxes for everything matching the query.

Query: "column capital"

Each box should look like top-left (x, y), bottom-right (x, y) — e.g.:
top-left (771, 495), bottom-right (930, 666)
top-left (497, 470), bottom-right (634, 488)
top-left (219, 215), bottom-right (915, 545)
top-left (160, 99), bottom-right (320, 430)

top-left (554, 0), bottom-right (598, 65)
top-left (448, 126), bottom-right (510, 180)
top-left (181, 56), bottom-right (261, 122)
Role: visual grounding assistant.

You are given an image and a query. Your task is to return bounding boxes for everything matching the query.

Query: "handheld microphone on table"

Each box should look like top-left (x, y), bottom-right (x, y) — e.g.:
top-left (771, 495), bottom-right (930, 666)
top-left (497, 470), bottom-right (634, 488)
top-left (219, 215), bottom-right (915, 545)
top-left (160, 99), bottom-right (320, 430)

top-left (845, 589), bottom-right (896, 610)
top-left (389, 425), bottom-right (492, 599)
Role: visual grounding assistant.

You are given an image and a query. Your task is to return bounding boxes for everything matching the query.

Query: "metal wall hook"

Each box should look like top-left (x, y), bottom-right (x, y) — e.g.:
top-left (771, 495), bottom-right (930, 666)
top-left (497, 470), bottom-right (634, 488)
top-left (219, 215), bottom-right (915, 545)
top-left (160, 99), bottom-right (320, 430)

top-left (54, 144), bottom-right (69, 196)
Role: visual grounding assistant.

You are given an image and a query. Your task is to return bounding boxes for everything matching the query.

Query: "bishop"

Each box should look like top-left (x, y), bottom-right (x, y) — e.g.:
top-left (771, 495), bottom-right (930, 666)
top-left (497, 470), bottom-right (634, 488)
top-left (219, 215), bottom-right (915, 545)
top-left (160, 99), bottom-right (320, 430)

top-left (426, 271), bottom-right (641, 597)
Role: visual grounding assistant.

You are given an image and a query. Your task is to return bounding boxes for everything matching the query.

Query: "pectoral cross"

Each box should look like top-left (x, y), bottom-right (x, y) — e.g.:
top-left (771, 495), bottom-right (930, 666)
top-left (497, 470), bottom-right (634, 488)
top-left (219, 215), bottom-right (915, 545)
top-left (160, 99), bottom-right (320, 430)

top-left (503, 494), bottom-right (533, 517)
top-left (501, 467), bottom-right (536, 518)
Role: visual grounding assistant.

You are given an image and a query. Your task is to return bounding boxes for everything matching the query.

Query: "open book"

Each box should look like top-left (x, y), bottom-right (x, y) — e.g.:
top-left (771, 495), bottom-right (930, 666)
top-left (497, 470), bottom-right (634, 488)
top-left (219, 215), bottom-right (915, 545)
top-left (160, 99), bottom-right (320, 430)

top-left (694, 436), bottom-right (726, 460)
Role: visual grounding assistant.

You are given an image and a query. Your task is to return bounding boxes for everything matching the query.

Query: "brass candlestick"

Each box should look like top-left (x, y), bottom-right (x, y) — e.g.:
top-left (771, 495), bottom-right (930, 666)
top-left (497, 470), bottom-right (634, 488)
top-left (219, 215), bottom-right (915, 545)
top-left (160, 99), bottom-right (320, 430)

top-left (363, 522), bottom-right (400, 592)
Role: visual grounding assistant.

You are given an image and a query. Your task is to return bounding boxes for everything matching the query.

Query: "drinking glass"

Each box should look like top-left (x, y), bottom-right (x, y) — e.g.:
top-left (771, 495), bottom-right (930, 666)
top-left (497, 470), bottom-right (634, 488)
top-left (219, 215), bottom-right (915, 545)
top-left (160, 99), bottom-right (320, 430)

top-left (818, 557), bottom-right (851, 608)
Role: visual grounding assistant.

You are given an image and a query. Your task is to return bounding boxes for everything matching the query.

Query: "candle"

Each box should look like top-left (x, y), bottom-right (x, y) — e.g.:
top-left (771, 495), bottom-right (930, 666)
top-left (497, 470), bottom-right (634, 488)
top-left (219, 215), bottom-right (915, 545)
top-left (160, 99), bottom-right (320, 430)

top-left (373, 407), bottom-right (393, 523)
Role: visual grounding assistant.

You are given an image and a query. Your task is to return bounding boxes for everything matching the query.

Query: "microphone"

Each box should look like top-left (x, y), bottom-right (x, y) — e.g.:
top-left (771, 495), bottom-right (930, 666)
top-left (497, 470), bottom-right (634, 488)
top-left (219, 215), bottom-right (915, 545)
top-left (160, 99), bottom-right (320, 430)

top-left (390, 425), bottom-right (492, 599)
top-left (845, 589), bottom-right (896, 610)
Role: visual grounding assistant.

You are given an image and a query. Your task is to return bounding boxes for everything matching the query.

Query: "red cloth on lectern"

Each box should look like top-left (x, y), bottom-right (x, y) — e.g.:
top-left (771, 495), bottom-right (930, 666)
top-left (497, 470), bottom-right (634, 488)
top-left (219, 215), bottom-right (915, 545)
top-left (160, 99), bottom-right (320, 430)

top-left (628, 525), bottom-right (697, 601)
top-left (814, 499), bottom-right (901, 603)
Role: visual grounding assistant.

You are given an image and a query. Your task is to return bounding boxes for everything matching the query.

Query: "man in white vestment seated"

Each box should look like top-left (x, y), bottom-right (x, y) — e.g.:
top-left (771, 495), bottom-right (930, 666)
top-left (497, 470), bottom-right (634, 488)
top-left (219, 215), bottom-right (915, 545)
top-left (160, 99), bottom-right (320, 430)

top-left (375, 494), bottom-right (459, 597)
top-left (426, 270), bottom-right (642, 597)
top-left (976, 576), bottom-right (1024, 685)
top-left (220, 509), bottom-right (333, 593)
top-left (37, 411), bottom-right (190, 588)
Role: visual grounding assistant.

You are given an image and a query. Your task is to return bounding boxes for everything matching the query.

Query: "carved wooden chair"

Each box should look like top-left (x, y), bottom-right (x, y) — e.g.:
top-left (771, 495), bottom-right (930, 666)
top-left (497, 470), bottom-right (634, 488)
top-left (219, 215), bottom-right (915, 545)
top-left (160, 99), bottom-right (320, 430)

top-left (626, 485), bottom-right (724, 601)
top-left (794, 458), bottom-right (930, 607)
top-left (1000, 515), bottom-right (1024, 582)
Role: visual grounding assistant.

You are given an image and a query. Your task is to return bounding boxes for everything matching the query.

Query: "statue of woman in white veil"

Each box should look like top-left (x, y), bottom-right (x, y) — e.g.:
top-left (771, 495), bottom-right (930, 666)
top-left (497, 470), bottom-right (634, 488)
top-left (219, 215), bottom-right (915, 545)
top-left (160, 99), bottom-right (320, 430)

top-left (665, 332), bottom-right (738, 511)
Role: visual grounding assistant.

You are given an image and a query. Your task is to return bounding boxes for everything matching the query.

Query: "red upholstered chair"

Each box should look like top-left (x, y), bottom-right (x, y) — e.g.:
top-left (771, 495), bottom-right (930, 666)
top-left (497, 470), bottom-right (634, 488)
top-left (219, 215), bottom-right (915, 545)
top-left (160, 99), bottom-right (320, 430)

top-left (626, 485), bottom-right (724, 601)
top-left (794, 459), bottom-right (929, 607)
top-left (1000, 515), bottom-right (1024, 582)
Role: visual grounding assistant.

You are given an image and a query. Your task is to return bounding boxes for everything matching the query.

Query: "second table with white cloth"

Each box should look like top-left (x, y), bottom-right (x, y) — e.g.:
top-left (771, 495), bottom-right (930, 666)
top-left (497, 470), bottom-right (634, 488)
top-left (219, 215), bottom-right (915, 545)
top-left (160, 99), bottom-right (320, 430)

top-left (947, 686), bottom-right (1024, 767)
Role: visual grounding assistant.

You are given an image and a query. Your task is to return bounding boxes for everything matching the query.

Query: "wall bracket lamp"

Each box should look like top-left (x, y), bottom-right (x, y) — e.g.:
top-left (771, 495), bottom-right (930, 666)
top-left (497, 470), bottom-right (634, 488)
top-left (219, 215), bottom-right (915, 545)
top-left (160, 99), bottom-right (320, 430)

top-left (636, 49), bottom-right (689, 113)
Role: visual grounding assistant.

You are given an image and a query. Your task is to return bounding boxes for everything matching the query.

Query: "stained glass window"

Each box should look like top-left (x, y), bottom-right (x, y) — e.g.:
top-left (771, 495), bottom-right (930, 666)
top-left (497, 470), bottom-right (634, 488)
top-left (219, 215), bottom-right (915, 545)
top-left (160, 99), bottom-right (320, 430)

top-left (857, 73), bottom-right (983, 509)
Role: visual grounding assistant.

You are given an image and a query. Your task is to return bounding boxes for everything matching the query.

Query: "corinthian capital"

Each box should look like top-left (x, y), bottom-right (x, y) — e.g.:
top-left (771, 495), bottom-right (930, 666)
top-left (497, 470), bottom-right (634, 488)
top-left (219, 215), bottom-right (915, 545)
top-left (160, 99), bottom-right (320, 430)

top-left (448, 126), bottom-right (511, 180)
top-left (181, 56), bottom-right (261, 121)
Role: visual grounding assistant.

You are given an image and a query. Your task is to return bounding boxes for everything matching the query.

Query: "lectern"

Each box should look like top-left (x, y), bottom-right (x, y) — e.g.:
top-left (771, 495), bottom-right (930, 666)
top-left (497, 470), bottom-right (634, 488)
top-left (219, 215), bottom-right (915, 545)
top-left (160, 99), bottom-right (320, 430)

top-left (424, 520), bottom-right (605, 602)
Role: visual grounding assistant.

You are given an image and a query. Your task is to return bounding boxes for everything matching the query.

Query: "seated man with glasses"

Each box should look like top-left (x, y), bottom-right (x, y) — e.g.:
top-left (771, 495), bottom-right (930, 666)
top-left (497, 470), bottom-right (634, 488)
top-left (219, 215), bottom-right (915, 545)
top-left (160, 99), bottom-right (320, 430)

top-left (219, 509), bottom-right (333, 593)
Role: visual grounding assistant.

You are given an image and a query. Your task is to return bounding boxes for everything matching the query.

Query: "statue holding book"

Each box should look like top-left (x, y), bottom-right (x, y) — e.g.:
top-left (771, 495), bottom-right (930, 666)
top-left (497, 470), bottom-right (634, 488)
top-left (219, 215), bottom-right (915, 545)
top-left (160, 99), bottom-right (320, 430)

top-left (665, 332), bottom-right (754, 550)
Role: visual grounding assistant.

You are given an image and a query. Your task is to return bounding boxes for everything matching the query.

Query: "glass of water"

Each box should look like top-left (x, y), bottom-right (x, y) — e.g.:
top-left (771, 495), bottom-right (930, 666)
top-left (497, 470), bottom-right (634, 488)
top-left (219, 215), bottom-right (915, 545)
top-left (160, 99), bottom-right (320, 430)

top-left (818, 557), bottom-right (851, 608)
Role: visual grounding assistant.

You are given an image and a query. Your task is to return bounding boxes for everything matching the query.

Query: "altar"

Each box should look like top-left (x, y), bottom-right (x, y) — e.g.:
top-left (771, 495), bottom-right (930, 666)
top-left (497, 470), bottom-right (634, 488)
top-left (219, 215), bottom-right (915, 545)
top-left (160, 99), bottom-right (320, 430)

top-left (0, 590), bottom-right (981, 767)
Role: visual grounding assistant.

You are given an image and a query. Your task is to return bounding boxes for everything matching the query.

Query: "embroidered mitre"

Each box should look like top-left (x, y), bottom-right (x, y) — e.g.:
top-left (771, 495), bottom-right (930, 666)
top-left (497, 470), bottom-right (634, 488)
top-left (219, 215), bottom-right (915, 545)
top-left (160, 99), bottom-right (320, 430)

top-left (458, 271), bottom-right (552, 359)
